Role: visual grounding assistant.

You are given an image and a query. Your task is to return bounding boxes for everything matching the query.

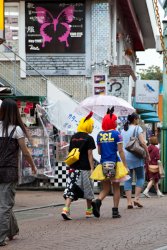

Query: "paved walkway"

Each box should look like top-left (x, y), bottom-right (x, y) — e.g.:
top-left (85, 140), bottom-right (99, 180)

top-left (3, 191), bottom-right (167, 250)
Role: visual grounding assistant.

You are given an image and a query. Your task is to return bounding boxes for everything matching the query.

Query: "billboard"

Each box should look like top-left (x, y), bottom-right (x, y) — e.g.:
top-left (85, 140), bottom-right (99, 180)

top-left (25, 1), bottom-right (85, 53)
top-left (135, 80), bottom-right (159, 103)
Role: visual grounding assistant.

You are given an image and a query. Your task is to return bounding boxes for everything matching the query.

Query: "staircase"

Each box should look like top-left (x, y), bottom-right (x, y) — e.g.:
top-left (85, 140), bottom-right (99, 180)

top-left (0, 43), bottom-right (47, 96)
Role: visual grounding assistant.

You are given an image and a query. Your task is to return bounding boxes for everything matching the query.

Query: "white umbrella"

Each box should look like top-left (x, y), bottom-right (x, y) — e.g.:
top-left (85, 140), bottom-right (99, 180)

top-left (75, 95), bottom-right (135, 117)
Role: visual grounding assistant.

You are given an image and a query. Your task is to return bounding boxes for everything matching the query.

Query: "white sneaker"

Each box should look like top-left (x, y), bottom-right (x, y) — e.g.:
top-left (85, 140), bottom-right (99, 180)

top-left (157, 191), bottom-right (165, 197)
top-left (143, 190), bottom-right (151, 198)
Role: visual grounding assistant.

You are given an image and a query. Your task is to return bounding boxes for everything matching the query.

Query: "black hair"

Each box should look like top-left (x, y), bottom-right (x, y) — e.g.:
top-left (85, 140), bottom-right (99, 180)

top-left (107, 106), bottom-right (114, 118)
top-left (123, 112), bottom-right (139, 131)
top-left (0, 98), bottom-right (29, 138)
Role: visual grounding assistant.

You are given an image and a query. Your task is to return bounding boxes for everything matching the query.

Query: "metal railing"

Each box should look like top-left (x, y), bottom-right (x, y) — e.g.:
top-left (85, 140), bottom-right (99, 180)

top-left (0, 43), bottom-right (73, 98)
top-left (0, 43), bottom-right (47, 96)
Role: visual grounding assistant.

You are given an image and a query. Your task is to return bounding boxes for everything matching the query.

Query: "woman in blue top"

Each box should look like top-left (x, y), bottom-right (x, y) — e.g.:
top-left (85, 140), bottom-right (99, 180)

top-left (91, 107), bottom-right (128, 219)
top-left (121, 113), bottom-right (150, 209)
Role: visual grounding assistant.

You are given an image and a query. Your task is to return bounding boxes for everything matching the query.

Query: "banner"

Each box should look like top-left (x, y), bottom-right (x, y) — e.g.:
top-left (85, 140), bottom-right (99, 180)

top-left (0, 0), bottom-right (4, 32)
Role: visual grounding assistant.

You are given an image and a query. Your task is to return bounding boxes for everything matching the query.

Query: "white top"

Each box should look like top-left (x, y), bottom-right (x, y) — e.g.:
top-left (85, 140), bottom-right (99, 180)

top-left (0, 121), bottom-right (25, 139)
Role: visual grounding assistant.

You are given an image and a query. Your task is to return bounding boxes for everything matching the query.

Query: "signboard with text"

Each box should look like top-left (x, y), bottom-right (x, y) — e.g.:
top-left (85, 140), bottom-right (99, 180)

top-left (135, 80), bottom-right (159, 103)
top-left (25, 1), bottom-right (85, 53)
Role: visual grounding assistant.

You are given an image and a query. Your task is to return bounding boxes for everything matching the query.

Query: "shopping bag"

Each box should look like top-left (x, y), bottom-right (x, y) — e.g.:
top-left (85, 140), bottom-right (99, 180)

top-left (65, 148), bottom-right (80, 166)
top-left (115, 162), bottom-right (128, 179)
top-left (90, 164), bottom-right (106, 181)
top-left (158, 160), bottom-right (165, 178)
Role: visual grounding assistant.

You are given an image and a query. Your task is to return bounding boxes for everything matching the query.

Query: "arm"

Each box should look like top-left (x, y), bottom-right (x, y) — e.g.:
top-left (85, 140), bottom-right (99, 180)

top-left (18, 137), bottom-right (37, 174)
top-left (138, 133), bottom-right (150, 161)
top-left (88, 149), bottom-right (94, 172)
top-left (97, 144), bottom-right (101, 155)
top-left (118, 143), bottom-right (128, 169)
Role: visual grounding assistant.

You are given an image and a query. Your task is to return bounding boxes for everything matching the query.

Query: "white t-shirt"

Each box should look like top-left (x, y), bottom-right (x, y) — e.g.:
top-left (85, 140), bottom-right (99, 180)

top-left (0, 121), bottom-right (25, 139)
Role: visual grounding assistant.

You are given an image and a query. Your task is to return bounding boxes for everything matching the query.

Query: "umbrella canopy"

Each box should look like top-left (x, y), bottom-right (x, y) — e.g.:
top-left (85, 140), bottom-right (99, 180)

top-left (140, 112), bottom-right (159, 119)
top-left (75, 95), bottom-right (135, 117)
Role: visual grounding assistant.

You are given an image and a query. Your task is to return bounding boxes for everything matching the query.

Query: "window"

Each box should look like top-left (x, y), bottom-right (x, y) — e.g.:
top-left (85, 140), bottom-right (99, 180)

top-left (4, 5), bottom-right (19, 53)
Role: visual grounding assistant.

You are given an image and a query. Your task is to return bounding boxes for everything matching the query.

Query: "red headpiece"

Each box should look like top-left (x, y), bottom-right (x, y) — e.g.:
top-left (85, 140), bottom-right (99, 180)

top-left (102, 107), bottom-right (117, 131)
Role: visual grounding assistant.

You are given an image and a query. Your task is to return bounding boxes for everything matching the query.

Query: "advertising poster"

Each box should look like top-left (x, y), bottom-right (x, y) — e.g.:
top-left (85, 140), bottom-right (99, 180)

top-left (25, 1), bottom-right (85, 53)
top-left (93, 74), bottom-right (106, 95)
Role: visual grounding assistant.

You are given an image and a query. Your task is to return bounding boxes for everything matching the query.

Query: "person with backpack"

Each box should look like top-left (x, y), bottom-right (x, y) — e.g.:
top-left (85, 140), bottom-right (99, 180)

top-left (0, 99), bottom-right (37, 247)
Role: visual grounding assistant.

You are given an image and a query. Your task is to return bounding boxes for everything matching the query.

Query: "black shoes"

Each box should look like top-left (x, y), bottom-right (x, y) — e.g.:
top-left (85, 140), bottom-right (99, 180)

top-left (91, 199), bottom-right (102, 218)
top-left (91, 200), bottom-right (121, 219)
top-left (112, 207), bottom-right (121, 218)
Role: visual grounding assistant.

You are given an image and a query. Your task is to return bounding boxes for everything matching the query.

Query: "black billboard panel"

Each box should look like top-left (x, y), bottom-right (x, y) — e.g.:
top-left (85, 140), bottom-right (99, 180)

top-left (25, 1), bottom-right (85, 53)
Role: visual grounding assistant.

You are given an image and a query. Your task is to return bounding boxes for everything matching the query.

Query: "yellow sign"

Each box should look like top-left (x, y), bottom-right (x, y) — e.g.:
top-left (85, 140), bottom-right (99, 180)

top-left (0, 0), bottom-right (4, 30)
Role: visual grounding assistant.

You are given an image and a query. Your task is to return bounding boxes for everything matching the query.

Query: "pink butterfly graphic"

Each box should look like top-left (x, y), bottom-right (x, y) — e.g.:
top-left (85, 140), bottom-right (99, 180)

top-left (36, 6), bottom-right (74, 48)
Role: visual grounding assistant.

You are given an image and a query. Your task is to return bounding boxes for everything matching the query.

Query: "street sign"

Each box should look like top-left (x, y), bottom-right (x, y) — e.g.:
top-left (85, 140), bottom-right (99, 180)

top-left (135, 80), bottom-right (159, 103)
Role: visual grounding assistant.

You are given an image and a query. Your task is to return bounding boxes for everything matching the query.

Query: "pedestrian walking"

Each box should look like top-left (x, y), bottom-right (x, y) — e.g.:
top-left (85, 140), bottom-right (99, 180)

top-left (91, 107), bottom-right (128, 219)
top-left (61, 112), bottom-right (96, 220)
top-left (143, 136), bottom-right (165, 198)
top-left (0, 99), bottom-right (37, 247)
top-left (121, 113), bottom-right (150, 209)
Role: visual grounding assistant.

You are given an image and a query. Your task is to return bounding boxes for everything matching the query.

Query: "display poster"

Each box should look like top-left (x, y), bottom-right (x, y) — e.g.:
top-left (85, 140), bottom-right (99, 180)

top-left (93, 74), bottom-right (107, 95)
top-left (25, 1), bottom-right (85, 53)
top-left (135, 80), bottom-right (159, 103)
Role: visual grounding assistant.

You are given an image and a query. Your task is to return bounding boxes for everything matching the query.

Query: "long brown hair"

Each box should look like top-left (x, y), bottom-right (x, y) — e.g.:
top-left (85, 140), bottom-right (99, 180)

top-left (0, 98), bottom-right (28, 137)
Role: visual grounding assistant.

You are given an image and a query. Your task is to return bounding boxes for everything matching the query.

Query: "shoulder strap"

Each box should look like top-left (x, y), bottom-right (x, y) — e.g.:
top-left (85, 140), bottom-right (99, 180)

top-left (0, 126), bottom-right (16, 160)
top-left (132, 126), bottom-right (137, 137)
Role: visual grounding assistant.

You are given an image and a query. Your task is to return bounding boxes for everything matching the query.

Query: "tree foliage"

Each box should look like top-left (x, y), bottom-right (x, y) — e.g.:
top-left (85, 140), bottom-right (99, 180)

top-left (137, 65), bottom-right (163, 83)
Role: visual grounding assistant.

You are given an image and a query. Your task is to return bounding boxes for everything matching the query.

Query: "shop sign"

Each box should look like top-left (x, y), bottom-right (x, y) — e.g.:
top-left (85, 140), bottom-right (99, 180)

top-left (25, 1), bottom-right (85, 53)
top-left (135, 80), bottom-right (159, 103)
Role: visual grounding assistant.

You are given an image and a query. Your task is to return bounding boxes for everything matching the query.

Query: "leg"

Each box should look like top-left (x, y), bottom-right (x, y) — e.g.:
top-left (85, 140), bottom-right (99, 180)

top-left (7, 183), bottom-right (19, 240)
top-left (98, 179), bottom-right (111, 201)
top-left (112, 182), bottom-right (121, 218)
top-left (134, 167), bottom-right (145, 207)
top-left (62, 170), bottom-right (80, 220)
top-left (0, 183), bottom-right (17, 245)
top-left (92, 179), bottom-right (111, 218)
top-left (124, 169), bottom-right (133, 207)
top-left (154, 182), bottom-right (165, 197)
top-left (112, 182), bottom-right (120, 208)
top-left (143, 180), bottom-right (154, 198)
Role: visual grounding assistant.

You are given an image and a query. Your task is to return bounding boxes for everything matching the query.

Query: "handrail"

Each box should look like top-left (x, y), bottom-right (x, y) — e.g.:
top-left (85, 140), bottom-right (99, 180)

top-left (0, 43), bottom-right (73, 98)
top-left (2, 43), bottom-right (48, 81)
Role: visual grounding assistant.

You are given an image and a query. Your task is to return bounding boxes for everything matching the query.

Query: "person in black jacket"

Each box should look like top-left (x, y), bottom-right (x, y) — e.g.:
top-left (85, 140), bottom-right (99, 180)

top-left (0, 99), bottom-right (37, 247)
top-left (61, 112), bottom-right (96, 220)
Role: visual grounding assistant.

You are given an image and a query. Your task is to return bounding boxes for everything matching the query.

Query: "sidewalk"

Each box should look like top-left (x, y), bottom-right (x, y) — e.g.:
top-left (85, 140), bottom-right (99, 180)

top-left (4, 191), bottom-right (167, 250)
top-left (14, 190), bottom-right (64, 211)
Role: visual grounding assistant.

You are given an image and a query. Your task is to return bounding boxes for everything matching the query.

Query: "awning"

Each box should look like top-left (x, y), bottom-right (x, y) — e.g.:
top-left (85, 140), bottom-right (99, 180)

top-left (140, 112), bottom-right (159, 119)
top-left (144, 117), bottom-right (160, 123)
top-left (133, 100), bottom-right (156, 113)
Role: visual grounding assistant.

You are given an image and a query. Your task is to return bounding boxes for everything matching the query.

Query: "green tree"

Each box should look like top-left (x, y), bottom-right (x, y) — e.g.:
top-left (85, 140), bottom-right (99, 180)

top-left (137, 65), bottom-right (163, 83)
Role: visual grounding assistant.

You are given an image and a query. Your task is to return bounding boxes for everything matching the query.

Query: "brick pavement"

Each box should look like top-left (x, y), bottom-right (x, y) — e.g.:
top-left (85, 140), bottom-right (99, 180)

top-left (3, 191), bottom-right (167, 250)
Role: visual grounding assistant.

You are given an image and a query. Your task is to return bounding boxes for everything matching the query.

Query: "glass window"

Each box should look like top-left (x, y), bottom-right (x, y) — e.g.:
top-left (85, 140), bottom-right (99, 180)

top-left (4, 5), bottom-right (19, 53)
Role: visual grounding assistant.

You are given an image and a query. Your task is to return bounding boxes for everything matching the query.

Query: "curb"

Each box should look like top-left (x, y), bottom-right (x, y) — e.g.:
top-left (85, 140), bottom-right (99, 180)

top-left (14, 203), bottom-right (64, 213)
